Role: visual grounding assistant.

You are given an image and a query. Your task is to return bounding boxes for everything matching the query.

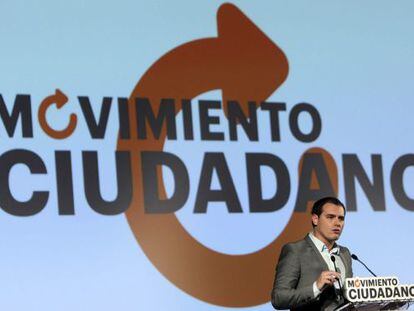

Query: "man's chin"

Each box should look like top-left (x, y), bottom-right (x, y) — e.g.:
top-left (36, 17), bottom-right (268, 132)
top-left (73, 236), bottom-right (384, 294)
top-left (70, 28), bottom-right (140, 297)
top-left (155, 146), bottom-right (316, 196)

top-left (329, 233), bottom-right (341, 241)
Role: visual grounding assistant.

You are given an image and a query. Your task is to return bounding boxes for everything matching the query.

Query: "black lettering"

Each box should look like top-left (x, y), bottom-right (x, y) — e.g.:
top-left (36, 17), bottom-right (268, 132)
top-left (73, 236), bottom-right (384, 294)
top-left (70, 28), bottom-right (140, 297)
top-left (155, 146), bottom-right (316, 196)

top-left (181, 99), bottom-right (194, 140)
top-left (78, 96), bottom-right (112, 139)
top-left (55, 151), bottom-right (74, 215)
top-left (83, 151), bottom-right (132, 215)
top-left (228, 101), bottom-right (258, 141)
top-left (343, 154), bottom-right (385, 211)
top-left (136, 97), bottom-right (176, 140)
top-left (377, 288), bottom-right (385, 299)
top-left (199, 100), bottom-right (224, 141)
top-left (367, 288), bottom-right (375, 299)
top-left (410, 285), bottom-right (414, 297)
top-left (392, 287), bottom-right (400, 298)
top-left (401, 286), bottom-right (409, 297)
top-left (0, 94), bottom-right (33, 137)
top-left (391, 154), bottom-right (414, 211)
top-left (294, 152), bottom-right (336, 211)
top-left (362, 288), bottom-right (370, 299)
top-left (246, 153), bottom-right (290, 212)
top-left (194, 153), bottom-right (242, 213)
top-left (141, 151), bottom-right (189, 213)
top-left (261, 102), bottom-right (286, 142)
top-left (0, 149), bottom-right (48, 216)
top-left (289, 103), bottom-right (321, 142)
top-left (118, 97), bottom-right (130, 139)
top-left (349, 289), bottom-right (357, 300)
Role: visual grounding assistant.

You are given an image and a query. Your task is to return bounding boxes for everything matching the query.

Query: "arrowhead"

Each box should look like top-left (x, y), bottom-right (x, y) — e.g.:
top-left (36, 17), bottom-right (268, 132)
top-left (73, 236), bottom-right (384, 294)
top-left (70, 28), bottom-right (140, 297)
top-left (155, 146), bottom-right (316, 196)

top-left (217, 3), bottom-right (289, 110)
top-left (55, 89), bottom-right (68, 108)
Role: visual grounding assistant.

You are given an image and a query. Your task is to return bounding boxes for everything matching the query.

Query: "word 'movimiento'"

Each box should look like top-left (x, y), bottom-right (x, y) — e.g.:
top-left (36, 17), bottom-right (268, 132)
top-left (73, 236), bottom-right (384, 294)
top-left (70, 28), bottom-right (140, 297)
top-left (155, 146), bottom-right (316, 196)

top-left (0, 93), bottom-right (321, 142)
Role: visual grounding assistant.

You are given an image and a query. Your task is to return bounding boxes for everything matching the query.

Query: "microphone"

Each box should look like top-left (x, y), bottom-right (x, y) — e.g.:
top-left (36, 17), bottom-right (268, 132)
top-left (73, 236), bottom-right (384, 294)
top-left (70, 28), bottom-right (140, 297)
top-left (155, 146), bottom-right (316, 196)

top-left (351, 254), bottom-right (377, 277)
top-left (330, 255), bottom-right (344, 300)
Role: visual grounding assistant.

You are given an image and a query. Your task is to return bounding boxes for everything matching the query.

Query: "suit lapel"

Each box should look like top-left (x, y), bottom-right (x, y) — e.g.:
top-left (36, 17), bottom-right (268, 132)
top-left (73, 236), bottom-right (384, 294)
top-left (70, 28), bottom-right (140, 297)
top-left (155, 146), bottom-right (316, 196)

top-left (305, 235), bottom-right (329, 270)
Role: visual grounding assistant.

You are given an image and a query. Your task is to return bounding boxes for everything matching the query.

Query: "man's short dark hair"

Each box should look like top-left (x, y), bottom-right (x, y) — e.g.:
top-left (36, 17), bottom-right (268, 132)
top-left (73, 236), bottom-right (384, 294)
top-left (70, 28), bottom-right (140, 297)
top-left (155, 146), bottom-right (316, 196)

top-left (311, 197), bottom-right (346, 227)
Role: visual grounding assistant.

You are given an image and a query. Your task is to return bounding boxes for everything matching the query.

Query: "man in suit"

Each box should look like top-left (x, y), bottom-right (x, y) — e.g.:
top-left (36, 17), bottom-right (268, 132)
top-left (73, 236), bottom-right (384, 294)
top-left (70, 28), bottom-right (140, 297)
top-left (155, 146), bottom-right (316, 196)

top-left (271, 197), bottom-right (353, 311)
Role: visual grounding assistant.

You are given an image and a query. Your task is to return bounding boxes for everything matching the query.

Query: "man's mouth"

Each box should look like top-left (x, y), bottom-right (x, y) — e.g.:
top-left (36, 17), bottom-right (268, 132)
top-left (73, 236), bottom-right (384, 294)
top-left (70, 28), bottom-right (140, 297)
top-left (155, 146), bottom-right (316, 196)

top-left (332, 229), bottom-right (341, 234)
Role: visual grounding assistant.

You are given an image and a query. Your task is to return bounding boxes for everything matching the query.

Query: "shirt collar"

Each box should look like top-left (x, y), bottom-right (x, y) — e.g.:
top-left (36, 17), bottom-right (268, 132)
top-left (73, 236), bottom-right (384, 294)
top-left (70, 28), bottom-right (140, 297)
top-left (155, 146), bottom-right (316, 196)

top-left (309, 232), bottom-right (340, 255)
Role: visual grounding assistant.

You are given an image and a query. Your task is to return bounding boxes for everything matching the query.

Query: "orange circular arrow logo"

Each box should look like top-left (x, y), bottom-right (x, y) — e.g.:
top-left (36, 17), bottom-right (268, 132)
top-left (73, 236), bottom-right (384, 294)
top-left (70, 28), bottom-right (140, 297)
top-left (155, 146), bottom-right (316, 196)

top-left (118, 3), bottom-right (336, 307)
top-left (38, 89), bottom-right (77, 139)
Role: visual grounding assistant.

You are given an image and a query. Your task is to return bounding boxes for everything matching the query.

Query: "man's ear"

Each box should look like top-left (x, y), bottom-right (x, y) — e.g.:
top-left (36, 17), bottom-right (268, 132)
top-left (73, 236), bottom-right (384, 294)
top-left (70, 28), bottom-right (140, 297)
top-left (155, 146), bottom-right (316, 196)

top-left (311, 214), bottom-right (319, 227)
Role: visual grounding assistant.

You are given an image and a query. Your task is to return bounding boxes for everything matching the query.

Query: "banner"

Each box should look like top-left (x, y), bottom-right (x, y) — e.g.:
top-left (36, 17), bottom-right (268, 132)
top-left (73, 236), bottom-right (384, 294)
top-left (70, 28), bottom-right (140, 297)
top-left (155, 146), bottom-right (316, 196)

top-left (1, 1), bottom-right (414, 310)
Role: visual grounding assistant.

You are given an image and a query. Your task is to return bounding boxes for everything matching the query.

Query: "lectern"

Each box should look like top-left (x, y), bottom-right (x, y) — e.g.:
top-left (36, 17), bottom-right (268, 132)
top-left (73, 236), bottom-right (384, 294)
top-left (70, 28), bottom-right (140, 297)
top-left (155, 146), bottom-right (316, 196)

top-left (334, 276), bottom-right (414, 310)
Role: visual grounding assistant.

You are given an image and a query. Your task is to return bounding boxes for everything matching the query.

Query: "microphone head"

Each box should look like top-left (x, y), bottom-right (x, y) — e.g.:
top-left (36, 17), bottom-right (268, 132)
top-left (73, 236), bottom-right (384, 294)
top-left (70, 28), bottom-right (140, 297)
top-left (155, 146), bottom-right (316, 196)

top-left (330, 255), bottom-right (336, 262)
top-left (351, 254), bottom-right (358, 260)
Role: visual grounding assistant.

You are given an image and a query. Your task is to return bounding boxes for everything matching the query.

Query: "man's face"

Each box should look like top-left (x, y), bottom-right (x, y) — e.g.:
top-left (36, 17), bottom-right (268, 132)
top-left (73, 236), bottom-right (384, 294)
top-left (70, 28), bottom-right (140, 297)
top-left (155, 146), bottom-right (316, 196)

top-left (312, 203), bottom-right (345, 244)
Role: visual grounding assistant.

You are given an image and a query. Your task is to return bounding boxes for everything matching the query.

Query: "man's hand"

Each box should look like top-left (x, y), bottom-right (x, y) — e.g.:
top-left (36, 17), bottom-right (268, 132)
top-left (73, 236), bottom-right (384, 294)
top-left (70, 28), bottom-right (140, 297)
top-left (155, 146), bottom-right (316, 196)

top-left (316, 271), bottom-right (341, 290)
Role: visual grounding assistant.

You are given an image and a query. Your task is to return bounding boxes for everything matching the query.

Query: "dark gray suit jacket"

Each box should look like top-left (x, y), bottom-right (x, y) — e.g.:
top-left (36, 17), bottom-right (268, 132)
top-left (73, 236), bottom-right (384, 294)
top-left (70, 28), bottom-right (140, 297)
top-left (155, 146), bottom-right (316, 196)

top-left (271, 235), bottom-right (353, 311)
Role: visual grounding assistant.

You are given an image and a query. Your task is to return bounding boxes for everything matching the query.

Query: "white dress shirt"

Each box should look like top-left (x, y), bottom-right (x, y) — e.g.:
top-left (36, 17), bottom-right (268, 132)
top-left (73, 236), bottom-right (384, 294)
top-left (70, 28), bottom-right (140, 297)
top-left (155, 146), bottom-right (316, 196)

top-left (308, 232), bottom-right (346, 297)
